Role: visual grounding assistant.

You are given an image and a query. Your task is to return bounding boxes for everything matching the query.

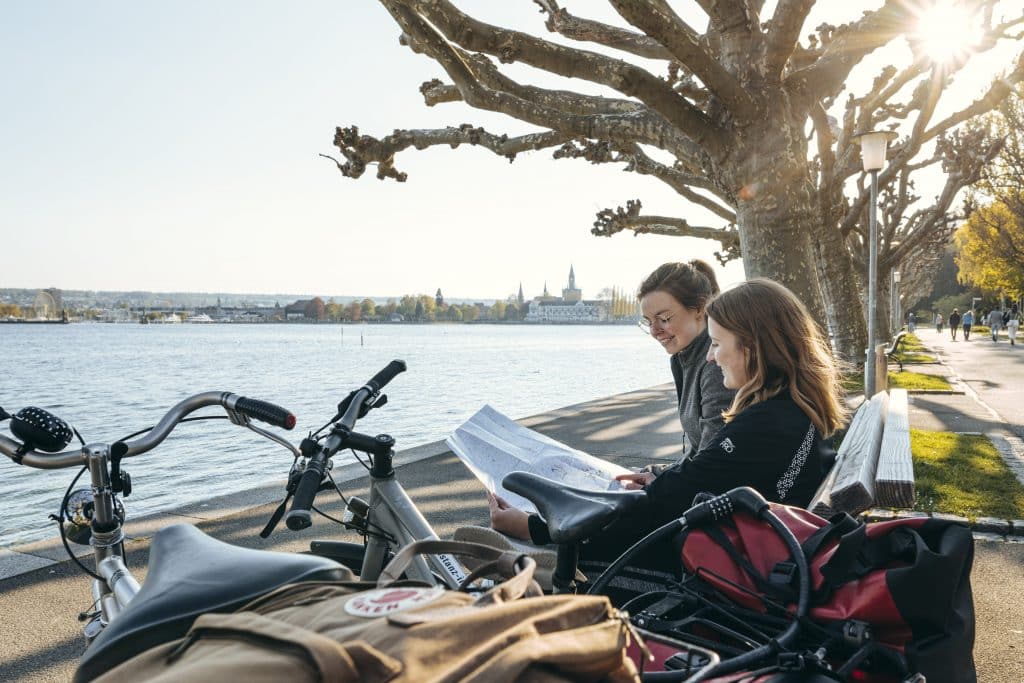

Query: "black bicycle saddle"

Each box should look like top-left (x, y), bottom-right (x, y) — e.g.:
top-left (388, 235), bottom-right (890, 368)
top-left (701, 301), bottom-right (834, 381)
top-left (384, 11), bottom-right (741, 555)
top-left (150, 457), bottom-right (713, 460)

top-left (75, 523), bottom-right (347, 682)
top-left (503, 471), bottom-right (646, 544)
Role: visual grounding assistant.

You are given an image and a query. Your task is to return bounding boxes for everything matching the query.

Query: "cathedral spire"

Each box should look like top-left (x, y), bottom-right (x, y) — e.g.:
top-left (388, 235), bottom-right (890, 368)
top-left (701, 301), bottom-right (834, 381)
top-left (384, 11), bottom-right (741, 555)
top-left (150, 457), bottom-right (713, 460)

top-left (568, 265), bottom-right (576, 290)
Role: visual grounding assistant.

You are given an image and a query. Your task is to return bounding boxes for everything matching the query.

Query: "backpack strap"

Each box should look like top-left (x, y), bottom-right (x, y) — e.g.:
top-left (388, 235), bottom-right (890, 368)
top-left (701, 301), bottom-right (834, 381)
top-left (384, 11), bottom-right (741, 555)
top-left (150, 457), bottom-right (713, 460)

top-left (816, 525), bottom-right (920, 599)
top-left (701, 525), bottom-right (795, 603)
top-left (800, 512), bottom-right (861, 560)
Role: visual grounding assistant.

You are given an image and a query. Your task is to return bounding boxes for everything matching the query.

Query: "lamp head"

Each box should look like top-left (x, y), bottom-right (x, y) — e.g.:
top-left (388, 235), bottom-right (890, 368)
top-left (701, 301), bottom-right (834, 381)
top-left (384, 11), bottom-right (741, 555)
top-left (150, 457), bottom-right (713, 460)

top-left (853, 130), bottom-right (899, 172)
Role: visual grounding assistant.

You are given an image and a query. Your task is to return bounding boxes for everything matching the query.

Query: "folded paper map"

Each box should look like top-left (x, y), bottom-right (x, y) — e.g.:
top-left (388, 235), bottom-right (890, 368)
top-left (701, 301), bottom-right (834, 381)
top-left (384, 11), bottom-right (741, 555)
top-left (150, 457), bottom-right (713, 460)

top-left (445, 404), bottom-right (631, 513)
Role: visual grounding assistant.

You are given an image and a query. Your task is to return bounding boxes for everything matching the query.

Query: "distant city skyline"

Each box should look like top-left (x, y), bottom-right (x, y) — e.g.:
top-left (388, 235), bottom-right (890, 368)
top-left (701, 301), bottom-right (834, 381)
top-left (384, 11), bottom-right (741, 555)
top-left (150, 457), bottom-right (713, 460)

top-left (0, 262), bottom-right (638, 307)
top-left (0, 263), bottom-right (623, 308)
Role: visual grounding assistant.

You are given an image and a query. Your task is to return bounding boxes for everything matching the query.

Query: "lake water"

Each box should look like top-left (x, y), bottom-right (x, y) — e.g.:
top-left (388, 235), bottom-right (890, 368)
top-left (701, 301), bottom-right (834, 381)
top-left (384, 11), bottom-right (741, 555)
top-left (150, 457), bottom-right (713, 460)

top-left (0, 323), bottom-right (669, 547)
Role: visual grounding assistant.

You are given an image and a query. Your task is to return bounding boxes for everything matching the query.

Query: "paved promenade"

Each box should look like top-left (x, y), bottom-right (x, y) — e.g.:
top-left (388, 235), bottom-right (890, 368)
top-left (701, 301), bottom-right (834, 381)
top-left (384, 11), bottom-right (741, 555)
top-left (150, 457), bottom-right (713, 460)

top-left (1, 334), bottom-right (1022, 681)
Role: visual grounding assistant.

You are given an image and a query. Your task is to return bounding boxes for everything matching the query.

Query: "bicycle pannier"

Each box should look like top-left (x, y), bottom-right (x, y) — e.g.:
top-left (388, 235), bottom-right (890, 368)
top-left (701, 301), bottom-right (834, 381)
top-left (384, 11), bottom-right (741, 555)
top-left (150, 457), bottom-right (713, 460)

top-left (667, 504), bottom-right (975, 683)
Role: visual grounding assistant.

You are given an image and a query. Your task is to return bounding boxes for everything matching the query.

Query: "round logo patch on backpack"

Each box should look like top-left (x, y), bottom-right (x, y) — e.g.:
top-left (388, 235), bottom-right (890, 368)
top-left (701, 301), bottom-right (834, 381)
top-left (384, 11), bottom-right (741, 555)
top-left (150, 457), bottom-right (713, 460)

top-left (344, 586), bottom-right (446, 617)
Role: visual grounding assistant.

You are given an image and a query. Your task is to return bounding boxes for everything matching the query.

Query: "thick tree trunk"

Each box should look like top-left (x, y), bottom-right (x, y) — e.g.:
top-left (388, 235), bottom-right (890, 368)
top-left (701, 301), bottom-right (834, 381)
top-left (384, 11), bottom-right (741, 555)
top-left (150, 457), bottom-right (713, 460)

top-left (728, 120), bottom-right (827, 329)
top-left (735, 192), bottom-right (825, 325)
top-left (811, 222), bottom-right (869, 362)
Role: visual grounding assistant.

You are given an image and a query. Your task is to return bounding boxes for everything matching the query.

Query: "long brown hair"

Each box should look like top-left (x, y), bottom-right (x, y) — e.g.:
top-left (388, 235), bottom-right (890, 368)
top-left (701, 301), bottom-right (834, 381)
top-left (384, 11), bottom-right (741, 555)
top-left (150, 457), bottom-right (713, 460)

top-left (638, 260), bottom-right (720, 312)
top-left (706, 279), bottom-right (846, 436)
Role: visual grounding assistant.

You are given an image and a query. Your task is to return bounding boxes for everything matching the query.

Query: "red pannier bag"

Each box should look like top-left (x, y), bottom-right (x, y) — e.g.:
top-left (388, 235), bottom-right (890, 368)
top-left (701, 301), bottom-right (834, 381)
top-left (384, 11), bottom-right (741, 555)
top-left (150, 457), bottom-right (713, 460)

top-left (676, 504), bottom-right (975, 683)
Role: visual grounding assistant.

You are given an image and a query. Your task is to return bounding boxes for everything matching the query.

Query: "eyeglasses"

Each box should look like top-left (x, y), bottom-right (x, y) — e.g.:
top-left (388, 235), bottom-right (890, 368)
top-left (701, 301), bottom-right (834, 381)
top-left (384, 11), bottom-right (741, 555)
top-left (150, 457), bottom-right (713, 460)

top-left (638, 311), bottom-right (676, 334)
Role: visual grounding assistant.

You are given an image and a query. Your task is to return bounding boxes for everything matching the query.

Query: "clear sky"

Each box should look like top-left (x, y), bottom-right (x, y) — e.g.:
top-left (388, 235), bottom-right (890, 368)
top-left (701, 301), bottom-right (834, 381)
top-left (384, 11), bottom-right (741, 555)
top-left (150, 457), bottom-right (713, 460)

top-left (1, 2), bottom-right (1013, 301)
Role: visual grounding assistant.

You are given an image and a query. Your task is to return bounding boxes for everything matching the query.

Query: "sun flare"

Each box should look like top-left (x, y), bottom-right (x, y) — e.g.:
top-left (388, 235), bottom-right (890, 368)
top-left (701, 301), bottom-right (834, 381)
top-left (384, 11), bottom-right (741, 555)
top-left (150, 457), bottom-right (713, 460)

top-left (913, 0), bottom-right (980, 64)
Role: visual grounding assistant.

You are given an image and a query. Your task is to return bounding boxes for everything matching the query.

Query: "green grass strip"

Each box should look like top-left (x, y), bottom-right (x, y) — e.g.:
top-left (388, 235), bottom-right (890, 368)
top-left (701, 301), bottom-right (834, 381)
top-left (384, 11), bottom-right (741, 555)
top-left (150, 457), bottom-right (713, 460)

top-left (887, 371), bottom-right (951, 391)
top-left (911, 429), bottom-right (1024, 520)
top-left (896, 351), bottom-right (937, 364)
top-left (840, 370), bottom-right (951, 394)
top-left (900, 332), bottom-right (929, 352)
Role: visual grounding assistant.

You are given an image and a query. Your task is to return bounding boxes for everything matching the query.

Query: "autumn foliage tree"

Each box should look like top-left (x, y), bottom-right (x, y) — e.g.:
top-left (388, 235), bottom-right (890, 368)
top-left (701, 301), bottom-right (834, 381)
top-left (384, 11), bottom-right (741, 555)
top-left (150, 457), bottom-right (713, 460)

top-left (955, 202), bottom-right (1024, 297)
top-left (955, 88), bottom-right (1024, 299)
top-left (326, 0), bottom-right (1024, 359)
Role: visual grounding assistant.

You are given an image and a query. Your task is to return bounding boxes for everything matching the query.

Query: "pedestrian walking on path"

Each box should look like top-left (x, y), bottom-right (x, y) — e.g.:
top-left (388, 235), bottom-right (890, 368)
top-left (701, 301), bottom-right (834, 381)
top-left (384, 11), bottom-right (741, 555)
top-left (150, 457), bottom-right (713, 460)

top-left (963, 309), bottom-right (974, 341)
top-left (949, 308), bottom-right (961, 340)
top-left (935, 312), bottom-right (944, 333)
top-left (1007, 304), bottom-right (1020, 346)
top-left (988, 308), bottom-right (1003, 342)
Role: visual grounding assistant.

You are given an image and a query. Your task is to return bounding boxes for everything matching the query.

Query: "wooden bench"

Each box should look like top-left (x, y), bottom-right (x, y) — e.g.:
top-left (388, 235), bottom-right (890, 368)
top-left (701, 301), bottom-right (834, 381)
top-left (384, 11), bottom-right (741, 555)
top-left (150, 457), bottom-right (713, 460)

top-left (884, 330), bottom-right (909, 372)
top-left (808, 388), bottom-right (915, 517)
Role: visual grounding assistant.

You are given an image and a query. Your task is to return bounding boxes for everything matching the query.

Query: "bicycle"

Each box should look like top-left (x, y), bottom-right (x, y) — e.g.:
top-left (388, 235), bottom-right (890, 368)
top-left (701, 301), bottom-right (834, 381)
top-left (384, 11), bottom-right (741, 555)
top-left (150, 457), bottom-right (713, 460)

top-left (0, 391), bottom-right (350, 681)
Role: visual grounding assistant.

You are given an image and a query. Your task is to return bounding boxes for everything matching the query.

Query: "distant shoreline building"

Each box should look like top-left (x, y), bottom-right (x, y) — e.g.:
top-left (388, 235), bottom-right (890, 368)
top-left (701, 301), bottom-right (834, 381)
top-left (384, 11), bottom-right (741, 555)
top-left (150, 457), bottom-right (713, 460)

top-left (524, 266), bottom-right (608, 323)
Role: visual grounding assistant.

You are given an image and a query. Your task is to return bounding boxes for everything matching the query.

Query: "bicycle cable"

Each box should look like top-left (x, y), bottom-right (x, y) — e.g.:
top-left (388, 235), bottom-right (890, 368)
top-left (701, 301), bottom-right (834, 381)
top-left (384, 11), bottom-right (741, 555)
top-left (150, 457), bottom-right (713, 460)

top-left (319, 468), bottom-right (397, 544)
top-left (115, 414), bottom-right (228, 442)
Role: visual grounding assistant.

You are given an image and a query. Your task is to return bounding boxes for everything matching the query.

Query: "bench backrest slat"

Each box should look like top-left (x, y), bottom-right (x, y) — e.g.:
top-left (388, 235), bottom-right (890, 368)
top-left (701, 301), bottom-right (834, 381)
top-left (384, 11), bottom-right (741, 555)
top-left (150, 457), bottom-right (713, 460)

top-left (874, 388), bottom-right (915, 508)
top-left (808, 392), bottom-right (888, 517)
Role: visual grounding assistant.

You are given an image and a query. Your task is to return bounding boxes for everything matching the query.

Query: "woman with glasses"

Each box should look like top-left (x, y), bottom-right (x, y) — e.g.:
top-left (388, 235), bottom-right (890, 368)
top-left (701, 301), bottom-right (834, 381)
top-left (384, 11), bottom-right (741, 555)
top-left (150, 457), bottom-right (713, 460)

top-left (490, 259), bottom-right (735, 529)
top-left (618, 260), bottom-right (736, 487)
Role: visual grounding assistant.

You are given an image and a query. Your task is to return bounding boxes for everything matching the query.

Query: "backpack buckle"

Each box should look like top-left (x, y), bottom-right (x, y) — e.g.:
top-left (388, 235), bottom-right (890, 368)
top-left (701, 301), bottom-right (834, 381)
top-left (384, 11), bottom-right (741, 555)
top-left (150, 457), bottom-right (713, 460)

top-left (841, 619), bottom-right (872, 647)
top-left (769, 561), bottom-right (797, 587)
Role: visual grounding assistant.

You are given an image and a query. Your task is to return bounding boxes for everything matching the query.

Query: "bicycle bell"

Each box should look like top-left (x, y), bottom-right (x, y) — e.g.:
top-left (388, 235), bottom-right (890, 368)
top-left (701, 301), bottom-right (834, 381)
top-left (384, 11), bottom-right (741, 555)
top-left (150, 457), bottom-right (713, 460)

top-left (10, 406), bottom-right (73, 452)
top-left (61, 489), bottom-right (125, 546)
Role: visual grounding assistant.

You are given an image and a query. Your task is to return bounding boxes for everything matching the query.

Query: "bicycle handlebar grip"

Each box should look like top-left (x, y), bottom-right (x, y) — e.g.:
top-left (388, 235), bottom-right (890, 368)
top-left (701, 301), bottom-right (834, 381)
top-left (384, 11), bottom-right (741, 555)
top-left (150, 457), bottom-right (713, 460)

top-left (234, 397), bottom-right (296, 430)
top-left (366, 360), bottom-right (407, 392)
top-left (284, 456), bottom-right (327, 531)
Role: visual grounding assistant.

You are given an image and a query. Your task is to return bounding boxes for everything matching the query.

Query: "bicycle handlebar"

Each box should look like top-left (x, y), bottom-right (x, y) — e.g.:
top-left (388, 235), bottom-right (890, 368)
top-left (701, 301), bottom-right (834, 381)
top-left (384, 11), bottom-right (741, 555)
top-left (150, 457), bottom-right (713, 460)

top-left (0, 391), bottom-right (295, 469)
top-left (284, 360), bottom-right (406, 531)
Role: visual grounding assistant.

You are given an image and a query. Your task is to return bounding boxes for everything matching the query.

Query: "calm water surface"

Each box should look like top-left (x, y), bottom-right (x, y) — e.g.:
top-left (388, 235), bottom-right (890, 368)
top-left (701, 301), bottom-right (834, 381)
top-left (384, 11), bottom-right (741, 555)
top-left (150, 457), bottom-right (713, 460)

top-left (0, 323), bottom-right (669, 546)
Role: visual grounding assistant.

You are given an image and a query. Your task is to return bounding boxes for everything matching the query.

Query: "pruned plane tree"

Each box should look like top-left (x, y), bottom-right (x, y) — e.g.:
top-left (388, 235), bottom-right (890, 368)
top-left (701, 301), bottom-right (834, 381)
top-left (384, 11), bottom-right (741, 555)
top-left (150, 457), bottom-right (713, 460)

top-left (324, 0), bottom-right (1024, 360)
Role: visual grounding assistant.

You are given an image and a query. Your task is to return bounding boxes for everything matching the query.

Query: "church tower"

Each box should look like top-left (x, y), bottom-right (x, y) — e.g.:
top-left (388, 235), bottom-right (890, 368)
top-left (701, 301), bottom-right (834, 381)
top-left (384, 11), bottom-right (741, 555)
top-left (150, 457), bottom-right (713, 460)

top-left (517, 283), bottom-right (525, 306)
top-left (562, 265), bottom-right (582, 303)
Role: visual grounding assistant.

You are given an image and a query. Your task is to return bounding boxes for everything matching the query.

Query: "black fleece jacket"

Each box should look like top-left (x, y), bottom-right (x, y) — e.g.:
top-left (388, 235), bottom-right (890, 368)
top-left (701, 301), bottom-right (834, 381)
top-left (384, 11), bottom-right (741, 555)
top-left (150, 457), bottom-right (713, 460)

top-left (528, 392), bottom-right (835, 547)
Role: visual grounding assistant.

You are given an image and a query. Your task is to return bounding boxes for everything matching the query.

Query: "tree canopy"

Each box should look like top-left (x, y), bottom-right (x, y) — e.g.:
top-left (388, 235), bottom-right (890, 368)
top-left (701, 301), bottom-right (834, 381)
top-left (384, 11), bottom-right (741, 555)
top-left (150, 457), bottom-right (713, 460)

top-left (328, 1), bottom-right (1024, 358)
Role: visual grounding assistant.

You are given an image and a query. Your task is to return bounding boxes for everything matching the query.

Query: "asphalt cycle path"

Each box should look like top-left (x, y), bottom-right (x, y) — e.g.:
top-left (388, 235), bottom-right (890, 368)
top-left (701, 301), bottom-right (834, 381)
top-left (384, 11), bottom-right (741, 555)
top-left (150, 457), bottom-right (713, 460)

top-left (920, 325), bottom-right (1024, 438)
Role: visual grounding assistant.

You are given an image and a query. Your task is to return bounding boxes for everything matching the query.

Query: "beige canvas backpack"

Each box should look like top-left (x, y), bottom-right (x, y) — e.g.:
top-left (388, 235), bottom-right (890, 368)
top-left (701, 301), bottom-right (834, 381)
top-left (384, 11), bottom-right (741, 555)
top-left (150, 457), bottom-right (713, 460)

top-left (94, 540), bottom-right (641, 682)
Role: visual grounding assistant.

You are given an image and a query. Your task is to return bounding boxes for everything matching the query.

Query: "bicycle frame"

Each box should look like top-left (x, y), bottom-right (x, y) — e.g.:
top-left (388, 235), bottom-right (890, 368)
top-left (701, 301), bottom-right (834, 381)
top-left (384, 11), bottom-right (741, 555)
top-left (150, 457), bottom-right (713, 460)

top-left (360, 474), bottom-right (470, 587)
top-left (315, 440), bottom-right (470, 588)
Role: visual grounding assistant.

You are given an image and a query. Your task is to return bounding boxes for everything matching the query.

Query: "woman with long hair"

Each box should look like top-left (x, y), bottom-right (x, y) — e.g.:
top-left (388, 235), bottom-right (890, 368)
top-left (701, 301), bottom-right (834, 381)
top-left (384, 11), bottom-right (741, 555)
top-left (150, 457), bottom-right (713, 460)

top-left (492, 279), bottom-right (844, 574)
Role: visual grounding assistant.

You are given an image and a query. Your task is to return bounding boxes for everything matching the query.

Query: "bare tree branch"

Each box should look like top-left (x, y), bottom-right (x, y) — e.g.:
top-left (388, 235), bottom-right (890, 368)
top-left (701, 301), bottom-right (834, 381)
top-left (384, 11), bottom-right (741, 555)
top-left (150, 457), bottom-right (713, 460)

top-left (383, 3), bottom-right (709, 158)
top-left (531, 0), bottom-right (673, 60)
top-left (380, 0), bottom-right (729, 156)
top-left (765, 0), bottom-right (814, 79)
top-left (697, 0), bottom-right (757, 36)
top-left (922, 51), bottom-right (1024, 141)
top-left (321, 125), bottom-right (571, 181)
top-left (608, 0), bottom-right (758, 119)
top-left (592, 199), bottom-right (741, 263)
top-left (787, 0), bottom-right (914, 101)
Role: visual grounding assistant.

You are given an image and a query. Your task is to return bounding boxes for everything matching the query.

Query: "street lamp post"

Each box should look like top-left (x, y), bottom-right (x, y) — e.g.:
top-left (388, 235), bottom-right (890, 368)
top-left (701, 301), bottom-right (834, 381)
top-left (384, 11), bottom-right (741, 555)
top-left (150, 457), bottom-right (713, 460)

top-left (892, 269), bottom-right (901, 333)
top-left (854, 129), bottom-right (898, 398)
